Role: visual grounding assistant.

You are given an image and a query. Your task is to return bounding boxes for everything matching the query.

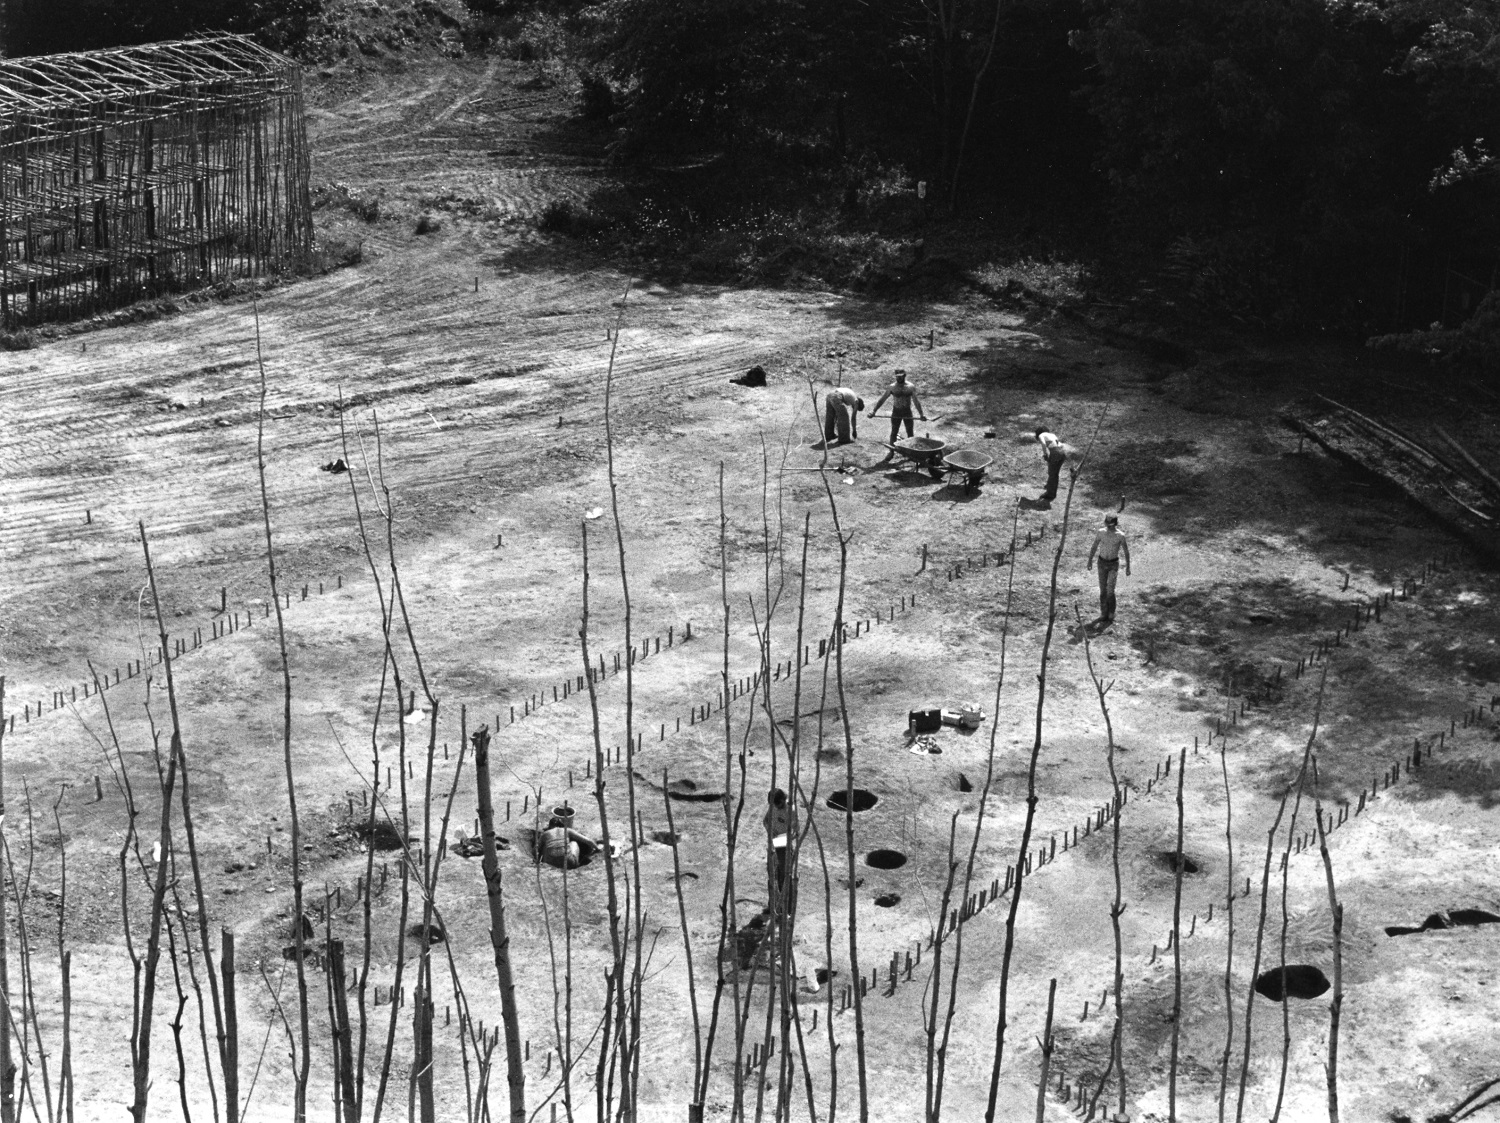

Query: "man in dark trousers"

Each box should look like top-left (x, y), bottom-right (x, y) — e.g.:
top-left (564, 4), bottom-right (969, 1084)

top-left (874, 370), bottom-right (927, 459)
top-left (1086, 514), bottom-right (1131, 625)
top-left (823, 387), bottom-right (864, 445)
top-left (1035, 427), bottom-right (1071, 502)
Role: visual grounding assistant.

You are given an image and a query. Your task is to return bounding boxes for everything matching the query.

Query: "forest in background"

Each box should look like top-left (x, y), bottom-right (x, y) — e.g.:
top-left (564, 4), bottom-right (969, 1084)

top-left (5, 0), bottom-right (1500, 356)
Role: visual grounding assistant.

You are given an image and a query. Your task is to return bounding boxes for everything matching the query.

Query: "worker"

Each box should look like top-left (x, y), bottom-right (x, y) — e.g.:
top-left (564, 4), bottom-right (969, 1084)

top-left (540, 816), bottom-right (602, 870)
top-left (1085, 514), bottom-right (1131, 625)
top-left (873, 370), bottom-right (927, 456)
top-left (764, 788), bottom-right (794, 909)
top-left (1035, 427), bottom-right (1071, 502)
top-left (823, 387), bottom-right (865, 445)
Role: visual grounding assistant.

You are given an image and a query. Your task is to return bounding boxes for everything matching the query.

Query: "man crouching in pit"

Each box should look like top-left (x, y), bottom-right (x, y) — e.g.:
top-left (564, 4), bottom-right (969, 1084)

top-left (540, 816), bottom-right (603, 870)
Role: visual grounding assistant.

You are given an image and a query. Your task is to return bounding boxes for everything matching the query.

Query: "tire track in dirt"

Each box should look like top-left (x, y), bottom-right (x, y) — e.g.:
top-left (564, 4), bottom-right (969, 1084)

top-left (0, 254), bottom-right (843, 613)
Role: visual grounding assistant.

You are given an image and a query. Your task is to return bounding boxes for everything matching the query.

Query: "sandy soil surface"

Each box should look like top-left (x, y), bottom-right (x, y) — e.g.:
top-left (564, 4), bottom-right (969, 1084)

top-left (2, 54), bottom-right (1498, 1123)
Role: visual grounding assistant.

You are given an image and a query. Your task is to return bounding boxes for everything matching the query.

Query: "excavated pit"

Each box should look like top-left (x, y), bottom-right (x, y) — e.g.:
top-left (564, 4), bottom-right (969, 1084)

top-left (826, 788), bottom-right (879, 813)
top-left (865, 849), bottom-right (908, 870)
top-left (1254, 965), bottom-right (1330, 1002)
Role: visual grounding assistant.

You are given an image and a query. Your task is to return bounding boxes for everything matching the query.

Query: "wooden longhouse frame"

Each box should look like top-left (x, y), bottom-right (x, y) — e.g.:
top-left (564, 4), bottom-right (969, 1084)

top-left (0, 34), bottom-right (313, 327)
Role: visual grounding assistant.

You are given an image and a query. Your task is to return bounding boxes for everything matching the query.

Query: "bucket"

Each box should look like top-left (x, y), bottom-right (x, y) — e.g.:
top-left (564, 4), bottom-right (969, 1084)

top-left (552, 804), bottom-right (575, 829)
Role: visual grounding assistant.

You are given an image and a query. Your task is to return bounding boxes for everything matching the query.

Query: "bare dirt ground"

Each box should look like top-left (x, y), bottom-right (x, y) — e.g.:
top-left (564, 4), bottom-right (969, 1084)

top-left (2, 54), bottom-right (1499, 1123)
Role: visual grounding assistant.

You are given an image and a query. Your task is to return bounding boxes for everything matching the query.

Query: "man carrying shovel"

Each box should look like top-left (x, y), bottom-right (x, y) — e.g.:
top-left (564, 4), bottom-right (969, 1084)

top-left (873, 370), bottom-right (927, 460)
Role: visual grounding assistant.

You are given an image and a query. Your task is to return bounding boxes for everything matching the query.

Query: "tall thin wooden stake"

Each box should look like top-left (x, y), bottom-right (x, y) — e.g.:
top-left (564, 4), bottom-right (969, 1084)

top-left (1034, 979), bottom-right (1058, 1123)
top-left (1169, 746), bottom-right (1188, 1121)
top-left (471, 724), bottom-right (526, 1123)
top-left (1217, 743), bottom-right (1237, 1123)
top-left (1312, 758), bottom-right (1342, 1123)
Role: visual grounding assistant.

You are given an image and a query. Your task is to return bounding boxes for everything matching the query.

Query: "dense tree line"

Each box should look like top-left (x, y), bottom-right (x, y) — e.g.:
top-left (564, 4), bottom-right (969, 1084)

top-left (0, 0), bottom-right (321, 56)
top-left (5, 0), bottom-right (1500, 337)
top-left (569, 0), bottom-right (1500, 331)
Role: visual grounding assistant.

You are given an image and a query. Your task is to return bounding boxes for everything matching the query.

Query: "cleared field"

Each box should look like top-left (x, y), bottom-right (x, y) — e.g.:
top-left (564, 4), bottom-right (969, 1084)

top-left (1, 54), bottom-right (1498, 1123)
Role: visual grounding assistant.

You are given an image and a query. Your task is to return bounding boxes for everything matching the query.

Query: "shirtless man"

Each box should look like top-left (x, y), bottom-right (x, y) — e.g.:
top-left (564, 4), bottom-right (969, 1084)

top-left (823, 387), bottom-right (865, 445)
top-left (1086, 515), bottom-right (1131, 625)
top-left (872, 370), bottom-right (927, 455)
top-left (540, 816), bottom-right (602, 870)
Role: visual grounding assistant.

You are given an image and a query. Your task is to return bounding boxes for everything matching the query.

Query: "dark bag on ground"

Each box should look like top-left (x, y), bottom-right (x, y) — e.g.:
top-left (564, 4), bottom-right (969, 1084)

top-left (909, 708), bottom-right (942, 734)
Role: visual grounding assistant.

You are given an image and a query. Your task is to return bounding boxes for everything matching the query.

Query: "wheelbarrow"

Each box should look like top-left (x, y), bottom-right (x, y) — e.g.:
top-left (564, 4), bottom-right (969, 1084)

top-left (942, 449), bottom-right (994, 494)
top-left (884, 435), bottom-right (949, 478)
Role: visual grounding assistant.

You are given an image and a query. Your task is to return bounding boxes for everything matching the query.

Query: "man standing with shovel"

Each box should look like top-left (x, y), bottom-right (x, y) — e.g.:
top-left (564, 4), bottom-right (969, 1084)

top-left (873, 370), bottom-right (928, 460)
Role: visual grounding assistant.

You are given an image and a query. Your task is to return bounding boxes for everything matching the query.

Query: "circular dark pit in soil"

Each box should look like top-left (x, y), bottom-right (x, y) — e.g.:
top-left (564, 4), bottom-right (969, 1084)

top-left (865, 849), bottom-right (907, 870)
top-left (1155, 850), bottom-right (1201, 874)
top-left (827, 788), bottom-right (879, 813)
top-left (1254, 965), bottom-right (1329, 1002)
top-left (874, 893), bottom-right (902, 908)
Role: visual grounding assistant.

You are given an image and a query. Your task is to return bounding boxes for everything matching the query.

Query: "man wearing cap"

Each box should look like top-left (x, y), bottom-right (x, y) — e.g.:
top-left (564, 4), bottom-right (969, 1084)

top-left (823, 387), bottom-right (865, 445)
top-left (1086, 515), bottom-right (1131, 625)
top-left (873, 370), bottom-right (927, 456)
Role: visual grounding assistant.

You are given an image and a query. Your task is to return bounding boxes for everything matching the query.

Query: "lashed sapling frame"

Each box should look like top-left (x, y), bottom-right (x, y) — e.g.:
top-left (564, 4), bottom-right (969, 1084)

top-left (0, 34), bottom-right (313, 327)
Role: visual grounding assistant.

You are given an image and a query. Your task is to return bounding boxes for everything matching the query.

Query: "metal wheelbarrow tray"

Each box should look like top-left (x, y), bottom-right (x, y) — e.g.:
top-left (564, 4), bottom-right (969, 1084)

top-left (942, 449), bottom-right (994, 492)
top-left (886, 435), bottom-right (950, 477)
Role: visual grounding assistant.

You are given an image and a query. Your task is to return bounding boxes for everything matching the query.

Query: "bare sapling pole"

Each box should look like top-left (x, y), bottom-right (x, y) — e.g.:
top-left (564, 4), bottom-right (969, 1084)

top-left (470, 723), bottom-right (526, 1123)
top-left (577, 522), bottom-right (628, 1123)
top-left (662, 775), bottom-right (703, 1097)
top-left (163, 842), bottom-right (219, 1123)
top-left (50, 787), bottom-right (74, 1123)
top-left (337, 390), bottom-right (402, 1123)
top-left (0, 678), bottom-right (11, 1123)
top-left (818, 471), bottom-right (868, 1122)
top-left (1311, 758), bottom-right (1342, 1123)
top-left (222, 932), bottom-right (237, 1123)
top-left (1034, 979), bottom-right (1058, 1123)
top-left (1077, 604), bottom-right (1127, 1121)
top-left (983, 429), bottom-right (1094, 1122)
top-left (924, 814), bottom-right (963, 1122)
top-left (1217, 742), bottom-right (1237, 1123)
top-left (773, 507), bottom-right (820, 1123)
top-left (149, 598), bottom-right (229, 1120)
top-left (931, 503), bottom-right (1021, 1122)
top-left (412, 694), bottom-right (442, 1123)
top-left (1234, 789), bottom-right (1289, 1123)
top-left (1270, 665), bottom-right (1330, 1123)
top-left (1169, 746), bottom-right (1187, 1122)
top-left (328, 936), bottom-right (357, 1123)
top-left (808, 816), bottom-right (838, 1123)
top-left (252, 298), bottom-right (311, 1123)
top-left (600, 282), bottom-right (646, 1123)
top-left (362, 426), bottom-right (418, 1123)
top-left (131, 530), bottom-right (187, 1123)
top-left (5, 784), bottom-right (50, 1122)
top-left (692, 464), bottom-right (746, 1121)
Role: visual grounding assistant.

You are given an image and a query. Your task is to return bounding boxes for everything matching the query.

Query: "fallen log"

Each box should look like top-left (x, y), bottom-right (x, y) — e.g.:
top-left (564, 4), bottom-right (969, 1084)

top-left (1283, 404), bottom-right (1500, 564)
top-left (1435, 426), bottom-right (1500, 499)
